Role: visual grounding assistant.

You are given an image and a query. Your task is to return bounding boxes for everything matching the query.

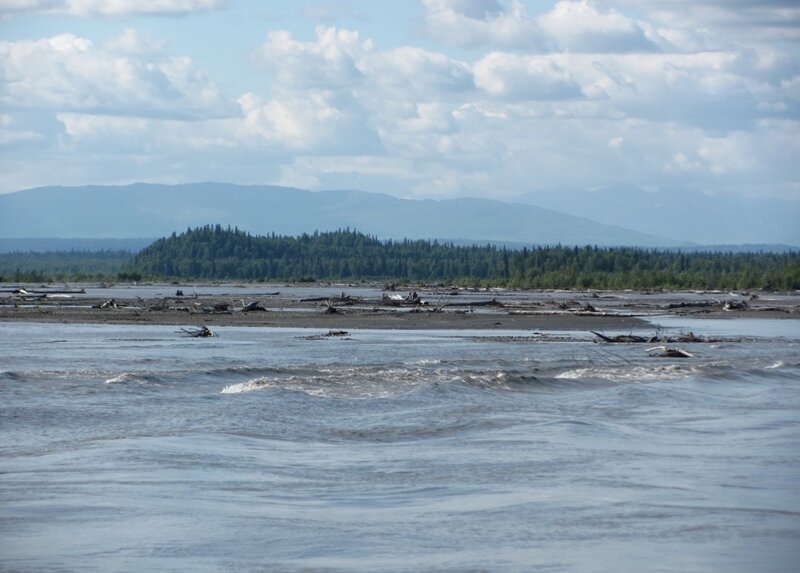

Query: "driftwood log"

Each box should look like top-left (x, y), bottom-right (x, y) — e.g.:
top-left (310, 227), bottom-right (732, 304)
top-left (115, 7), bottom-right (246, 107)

top-left (592, 331), bottom-right (726, 344)
top-left (666, 300), bottom-right (719, 309)
top-left (646, 346), bottom-right (693, 358)
top-left (302, 292), bottom-right (355, 304)
top-left (180, 325), bottom-right (214, 337)
top-left (241, 300), bottom-right (267, 312)
top-left (447, 298), bottom-right (503, 308)
top-left (591, 331), bottom-right (649, 343)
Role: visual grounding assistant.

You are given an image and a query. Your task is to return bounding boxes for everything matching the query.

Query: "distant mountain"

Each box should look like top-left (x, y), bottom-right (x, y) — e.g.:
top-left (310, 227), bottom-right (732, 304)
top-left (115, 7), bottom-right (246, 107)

top-left (0, 182), bottom-right (690, 248)
top-left (0, 238), bottom-right (154, 253)
top-left (518, 186), bottom-right (800, 247)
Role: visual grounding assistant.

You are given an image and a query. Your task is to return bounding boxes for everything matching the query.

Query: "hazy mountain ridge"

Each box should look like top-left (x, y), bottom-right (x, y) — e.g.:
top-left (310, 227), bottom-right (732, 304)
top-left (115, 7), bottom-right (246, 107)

top-left (520, 186), bottom-right (800, 247)
top-left (0, 238), bottom-right (155, 253)
top-left (0, 182), bottom-right (690, 248)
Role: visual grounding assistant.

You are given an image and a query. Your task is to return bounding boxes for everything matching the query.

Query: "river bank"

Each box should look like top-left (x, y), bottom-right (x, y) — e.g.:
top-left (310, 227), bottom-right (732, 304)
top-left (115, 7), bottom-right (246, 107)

top-left (2, 283), bottom-right (797, 330)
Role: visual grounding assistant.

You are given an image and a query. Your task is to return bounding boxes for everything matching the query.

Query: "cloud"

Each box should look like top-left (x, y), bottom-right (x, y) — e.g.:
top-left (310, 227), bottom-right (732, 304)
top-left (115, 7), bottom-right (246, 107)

top-left (0, 0), bottom-right (228, 17)
top-left (1, 1), bottom-right (797, 210)
top-left (0, 31), bottom-right (230, 118)
top-left (0, 114), bottom-right (45, 145)
top-left (253, 26), bottom-right (369, 89)
top-left (421, 0), bottom-right (541, 49)
top-left (361, 47), bottom-right (473, 97)
top-left (421, 0), bottom-right (663, 53)
top-left (237, 90), bottom-right (382, 154)
top-left (618, 0), bottom-right (800, 44)
top-left (301, 2), bottom-right (355, 23)
top-left (473, 52), bottom-right (582, 99)
top-left (538, 1), bottom-right (659, 53)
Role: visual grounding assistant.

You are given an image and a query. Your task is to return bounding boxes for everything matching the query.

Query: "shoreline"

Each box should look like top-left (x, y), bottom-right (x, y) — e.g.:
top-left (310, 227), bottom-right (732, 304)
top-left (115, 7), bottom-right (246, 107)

top-left (2, 284), bottom-right (797, 331)
top-left (0, 305), bottom-right (649, 331)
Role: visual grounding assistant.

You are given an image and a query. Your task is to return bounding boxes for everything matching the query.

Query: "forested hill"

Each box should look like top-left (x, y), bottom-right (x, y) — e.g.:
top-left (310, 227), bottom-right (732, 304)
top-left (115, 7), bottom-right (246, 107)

top-left (0, 182), bottom-right (685, 247)
top-left (124, 226), bottom-right (800, 290)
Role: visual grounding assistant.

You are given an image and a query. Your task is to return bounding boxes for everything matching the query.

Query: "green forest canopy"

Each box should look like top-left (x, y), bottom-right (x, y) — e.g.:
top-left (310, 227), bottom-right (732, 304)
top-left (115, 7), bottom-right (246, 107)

top-left (116, 225), bottom-right (800, 290)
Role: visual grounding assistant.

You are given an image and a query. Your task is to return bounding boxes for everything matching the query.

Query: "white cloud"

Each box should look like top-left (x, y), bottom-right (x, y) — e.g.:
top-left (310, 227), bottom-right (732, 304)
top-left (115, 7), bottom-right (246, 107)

top-left (421, 0), bottom-right (541, 49)
top-left (0, 0), bottom-right (227, 17)
top-left (302, 2), bottom-right (355, 23)
top-left (538, 1), bottom-right (658, 53)
top-left (0, 32), bottom-right (229, 118)
top-left (237, 90), bottom-right (382, 154)
top-left (421, 0), bottom-right (664, 53)
top-left (361, 47), bottom-right (473, 96)
top-left (0, 114), bottom-right (44, 145)
top-left (697, 134), bottom-right (756, 175)
top-left (473, 52), bottom-right (582, 99)
top-left (1, 0), bottom-right (797, 213)
top-left (253, 26), bottom-right (369, 89)
top-left (618, 0), bottom-right (800, 45)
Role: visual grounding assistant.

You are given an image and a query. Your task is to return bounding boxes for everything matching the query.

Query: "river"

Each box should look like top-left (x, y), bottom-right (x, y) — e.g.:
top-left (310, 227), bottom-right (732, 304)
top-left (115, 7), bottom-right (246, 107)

top-left (1, 317), bottom-right (798, 572)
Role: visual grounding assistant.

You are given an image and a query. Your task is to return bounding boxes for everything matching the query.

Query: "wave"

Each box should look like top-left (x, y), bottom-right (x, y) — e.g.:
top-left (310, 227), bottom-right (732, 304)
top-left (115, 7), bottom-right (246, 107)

top-left (219, 362), bottom-right (575, 400)
top-left (220, 377), bottom-right (272, 394)
top-left (220, 366), bottom-right (439, 399)
top-left (104, 372), bottom-right (159, 386)
top-left (555, 364), bottom-right (695, 383)
top-left (0, 368), bottom-right (116, 381)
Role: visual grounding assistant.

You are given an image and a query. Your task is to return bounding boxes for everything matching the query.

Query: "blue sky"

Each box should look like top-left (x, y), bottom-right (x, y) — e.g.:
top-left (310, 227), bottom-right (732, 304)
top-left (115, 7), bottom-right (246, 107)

top-left (1, 0), bottom-right (799, 210)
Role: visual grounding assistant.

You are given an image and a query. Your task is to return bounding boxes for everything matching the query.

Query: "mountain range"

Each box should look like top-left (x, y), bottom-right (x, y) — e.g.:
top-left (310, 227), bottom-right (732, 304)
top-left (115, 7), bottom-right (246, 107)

top-left (0, 182), bottom-right (692, 248)
top-left (519, 186), bottom-right (800, 247)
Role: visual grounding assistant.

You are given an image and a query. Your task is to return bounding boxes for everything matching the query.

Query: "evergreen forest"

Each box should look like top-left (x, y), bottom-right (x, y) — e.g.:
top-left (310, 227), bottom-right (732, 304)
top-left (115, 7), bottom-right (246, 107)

top-left (0, 250), bottom-right (133, 282)
top-left (118, 226), bottom-right (800, 290)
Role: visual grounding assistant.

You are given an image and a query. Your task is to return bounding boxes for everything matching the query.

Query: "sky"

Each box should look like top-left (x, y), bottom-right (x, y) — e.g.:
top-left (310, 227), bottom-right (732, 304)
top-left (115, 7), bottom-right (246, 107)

top-left (1, 0), bottom-right (799, 208)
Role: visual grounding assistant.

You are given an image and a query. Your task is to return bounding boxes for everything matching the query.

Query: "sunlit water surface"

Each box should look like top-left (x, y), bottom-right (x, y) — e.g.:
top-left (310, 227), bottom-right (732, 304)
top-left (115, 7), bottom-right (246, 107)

top-left (1, 319), bottom-right (799, 572)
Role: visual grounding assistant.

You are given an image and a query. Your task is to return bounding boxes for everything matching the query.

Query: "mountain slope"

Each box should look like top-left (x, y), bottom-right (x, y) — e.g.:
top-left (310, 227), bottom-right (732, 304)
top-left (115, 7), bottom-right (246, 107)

top-left (520, 186), bottom-right (800, 247)
top-left (0, 182), bottom-right (689, 247)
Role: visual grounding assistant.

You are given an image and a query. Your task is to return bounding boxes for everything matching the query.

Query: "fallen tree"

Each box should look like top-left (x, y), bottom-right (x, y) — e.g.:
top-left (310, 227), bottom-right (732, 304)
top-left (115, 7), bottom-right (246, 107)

top-left (592, 331), bottom-right (729, 344)
top-left (179, 325), bottom-right (214, 337)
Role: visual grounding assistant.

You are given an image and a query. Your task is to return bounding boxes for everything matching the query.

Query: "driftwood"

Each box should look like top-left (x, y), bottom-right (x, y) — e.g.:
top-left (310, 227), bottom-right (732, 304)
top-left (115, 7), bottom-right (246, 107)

top-left (180, 325), bottom-right (214, 337)
top-left (301, 329), bottom-right (350, 340)
top-left (302, 292), bottom-right (354, 304)
top-left (95, 298), bottom-right (121, 309)
top-left (646, 346), bottom-right (693, 358)
top-left (723, 300), bottom-right (749, 311)
top-left (382, 291), bottom-right (424, 306)
top-left (407, 295), bottom-right (449, 313)
top-left (447, 298), bottom-right (502, 308)
top-left (591, 331), bottom-right (649, 343)
top-left (324, 299), bottom-right (339, 314)
top-left (666, 300), bottom-right (719, 309)
top-left (4, 287), bottom-right (85, 295)
top-left (592, 331), bottom-right (726, 344)
top-left (241, 300), bottom-right (267, 312)
top-left (302, 296), bottom-right (330, 303)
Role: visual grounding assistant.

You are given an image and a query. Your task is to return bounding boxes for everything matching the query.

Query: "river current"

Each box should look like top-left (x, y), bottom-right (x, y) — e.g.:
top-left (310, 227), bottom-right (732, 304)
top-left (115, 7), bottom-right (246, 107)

top-left (1, 318), bottom-right (799, 572)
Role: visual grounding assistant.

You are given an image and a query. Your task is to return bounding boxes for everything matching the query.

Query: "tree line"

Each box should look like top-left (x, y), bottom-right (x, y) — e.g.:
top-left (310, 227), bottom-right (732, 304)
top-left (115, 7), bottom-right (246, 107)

top-left (119, 225), bottom-right (800, 290)
top-left (0, 250), bottom-right (133, 282)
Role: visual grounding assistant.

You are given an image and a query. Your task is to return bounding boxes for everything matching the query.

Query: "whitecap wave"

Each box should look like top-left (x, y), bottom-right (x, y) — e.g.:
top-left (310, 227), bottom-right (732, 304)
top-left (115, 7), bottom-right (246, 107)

top-left (220, 377), bottom-right (272, 394)
top-left (220, 369), bottom-right (423, 398)
top-left (220, 365), bottom-right (543, 398)
top-left (105, 372), bottom-right (151, 385)
top-left (555, 364), bottom-right (693, 382)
